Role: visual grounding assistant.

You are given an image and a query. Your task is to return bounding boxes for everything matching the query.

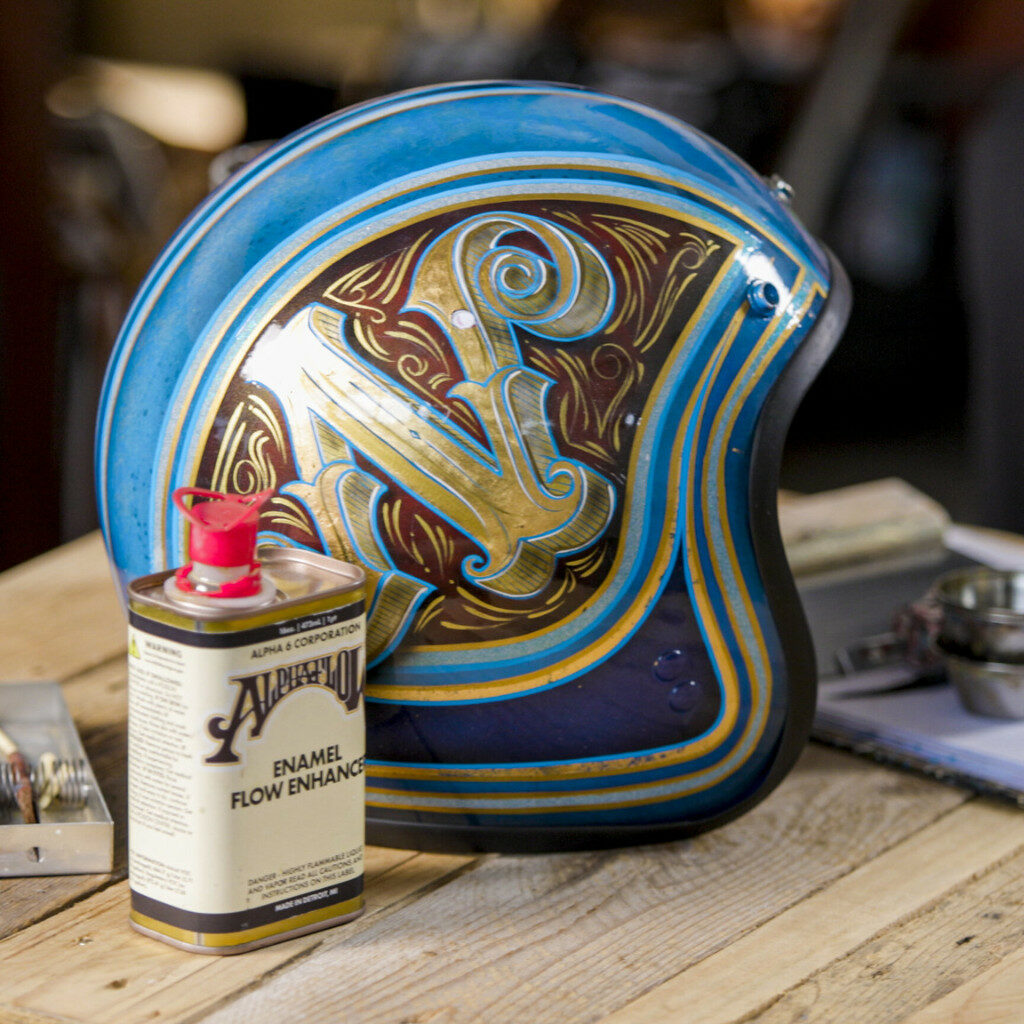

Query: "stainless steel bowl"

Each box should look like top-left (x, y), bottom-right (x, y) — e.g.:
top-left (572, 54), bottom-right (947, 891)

top-left (934, 568), bottom-right (1024, 664)
top-left (943, 653), bottom-right (1024, 720)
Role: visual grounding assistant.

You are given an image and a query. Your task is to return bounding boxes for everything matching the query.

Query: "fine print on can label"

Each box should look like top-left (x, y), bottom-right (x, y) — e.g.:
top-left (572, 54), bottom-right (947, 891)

top-left (127, 597), bottom-right (366, 953)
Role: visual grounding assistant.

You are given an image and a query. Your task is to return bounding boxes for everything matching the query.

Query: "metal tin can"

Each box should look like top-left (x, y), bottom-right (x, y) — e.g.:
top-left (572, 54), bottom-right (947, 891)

top-left (127, 546), bottom-right (366, 954)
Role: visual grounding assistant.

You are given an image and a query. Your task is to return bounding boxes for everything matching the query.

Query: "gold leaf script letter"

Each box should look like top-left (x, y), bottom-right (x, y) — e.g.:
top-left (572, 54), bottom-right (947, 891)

top-left (244, 213), bottom-right (616, 661)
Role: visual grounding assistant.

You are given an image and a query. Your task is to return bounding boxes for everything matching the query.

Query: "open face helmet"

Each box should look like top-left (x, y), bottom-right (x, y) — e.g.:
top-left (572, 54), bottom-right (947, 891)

top-left (98, 81), bottom-right (850, 851)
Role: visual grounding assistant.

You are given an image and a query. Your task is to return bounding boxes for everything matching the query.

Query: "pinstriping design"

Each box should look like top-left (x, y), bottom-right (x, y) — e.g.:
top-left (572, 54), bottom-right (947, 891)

top-left (98, 83), bottom-right (835, 831)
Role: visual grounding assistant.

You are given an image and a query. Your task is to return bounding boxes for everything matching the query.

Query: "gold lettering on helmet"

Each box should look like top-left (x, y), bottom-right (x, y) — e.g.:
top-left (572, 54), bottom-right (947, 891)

top-left (244, 213), bottom-right (616, 661)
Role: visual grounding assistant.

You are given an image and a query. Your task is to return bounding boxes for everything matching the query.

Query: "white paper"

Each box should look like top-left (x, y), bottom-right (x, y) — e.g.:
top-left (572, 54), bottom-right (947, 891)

top-left (816, 673), bottom-right (1024, 794)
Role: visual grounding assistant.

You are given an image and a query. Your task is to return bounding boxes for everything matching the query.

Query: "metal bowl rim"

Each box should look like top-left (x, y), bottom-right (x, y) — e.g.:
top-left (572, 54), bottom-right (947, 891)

top-left (934, 567), bottom-right (1024, 625)
top-left (940, 647), bottom-right (1024, 676)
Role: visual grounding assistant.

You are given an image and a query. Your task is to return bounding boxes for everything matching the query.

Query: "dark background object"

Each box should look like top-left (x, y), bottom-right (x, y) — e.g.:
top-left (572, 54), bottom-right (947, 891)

top-left (958, 67), bottom-right (1024, 533)
top-left (0, 2), bottom-right (66, 567)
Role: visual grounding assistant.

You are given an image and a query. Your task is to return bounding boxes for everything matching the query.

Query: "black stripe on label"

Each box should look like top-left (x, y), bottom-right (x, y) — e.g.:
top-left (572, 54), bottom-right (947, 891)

top-left (131, 873), bottom-right (364, 933)
top-left (129, 601), bottom-right (364, 648)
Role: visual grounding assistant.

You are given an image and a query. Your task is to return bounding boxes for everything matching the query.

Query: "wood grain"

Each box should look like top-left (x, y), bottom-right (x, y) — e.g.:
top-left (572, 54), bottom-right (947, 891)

top-left (900, 944), bottom-right (1024, 1024)
top-left (0, 1009), bottom-right (70, 1024)
top-left (596, 799), bottom-right (1024, 1024)
top-left (747, 835), bottom-right (1024, 1024)
top-left (0, 532), bottom-right (124, 682)
top-left (196, 746), bottom-right (969, 1024)
top-left (0, 848), bottom-right (475, 1024)
top-left (0, 871), bottom-right (116, 945)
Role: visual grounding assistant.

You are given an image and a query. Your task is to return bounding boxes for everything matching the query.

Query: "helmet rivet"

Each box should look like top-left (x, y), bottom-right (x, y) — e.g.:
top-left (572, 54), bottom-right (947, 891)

top-left (747, 280), bottom-right (780, 318)
top-left (768, 174), bottom-right (794, 203)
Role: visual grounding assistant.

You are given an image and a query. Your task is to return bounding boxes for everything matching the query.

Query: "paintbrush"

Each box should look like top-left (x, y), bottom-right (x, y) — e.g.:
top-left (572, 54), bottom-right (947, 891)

top-left (0, 722), bottom-right (37, 824)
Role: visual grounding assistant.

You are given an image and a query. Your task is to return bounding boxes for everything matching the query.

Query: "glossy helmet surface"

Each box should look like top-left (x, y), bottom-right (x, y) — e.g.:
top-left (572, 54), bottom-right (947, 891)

top-left (97, 81), bottom-right (850, 851)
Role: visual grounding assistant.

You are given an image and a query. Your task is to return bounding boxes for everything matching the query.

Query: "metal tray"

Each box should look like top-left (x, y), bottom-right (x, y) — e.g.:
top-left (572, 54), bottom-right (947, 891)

top-left (0, 682), bottom-right (113, 876)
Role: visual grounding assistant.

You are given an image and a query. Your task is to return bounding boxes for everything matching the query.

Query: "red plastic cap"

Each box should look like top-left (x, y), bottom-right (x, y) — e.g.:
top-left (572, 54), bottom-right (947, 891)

top-left (173, 487), bottom-right (273, 567)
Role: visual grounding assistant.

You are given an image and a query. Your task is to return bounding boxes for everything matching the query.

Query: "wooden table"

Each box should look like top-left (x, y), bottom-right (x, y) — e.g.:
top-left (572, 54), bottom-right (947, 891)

top-left (2, 533), bottom-right (1023, 1024)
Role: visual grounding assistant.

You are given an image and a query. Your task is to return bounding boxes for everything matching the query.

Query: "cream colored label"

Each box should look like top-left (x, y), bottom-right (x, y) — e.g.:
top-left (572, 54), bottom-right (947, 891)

top-left (128, 607), bottom-right (365, 920)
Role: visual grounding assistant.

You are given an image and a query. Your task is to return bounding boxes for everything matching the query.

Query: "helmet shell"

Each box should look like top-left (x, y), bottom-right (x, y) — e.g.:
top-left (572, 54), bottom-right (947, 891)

top-left (97, 82), bottom-right (849, 850)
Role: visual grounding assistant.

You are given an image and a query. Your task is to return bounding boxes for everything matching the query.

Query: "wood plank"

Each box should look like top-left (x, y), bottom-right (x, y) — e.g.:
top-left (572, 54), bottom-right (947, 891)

top-left (779, 477), bottom-right (948, 577)
top-left (900, 945), bottom-right (1024, 1024)
top-left (0, 871), bottom-right (114, 945)
top-left (0, 1009), bottom-right (71, 1024)
top-left (0, 532), bottom-right (124, 682)
top-left (0, 849), bottom-right (474, 1024)
top-left (594, 799), bottom-right (1024, 1024)
top-left (750, 839), bottom-right (1024, 1024)
top-left (194, 746), bottom-right (969, 1024)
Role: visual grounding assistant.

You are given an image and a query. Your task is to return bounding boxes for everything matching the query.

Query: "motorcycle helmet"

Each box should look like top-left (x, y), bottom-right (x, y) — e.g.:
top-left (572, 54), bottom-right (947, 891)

top-left (97, 81), bottom-right (850, 851)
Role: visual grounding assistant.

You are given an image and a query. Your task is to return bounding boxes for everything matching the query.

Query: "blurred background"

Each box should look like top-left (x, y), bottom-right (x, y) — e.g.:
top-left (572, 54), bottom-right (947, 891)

top-left (1, 0), bottom-right (1023, 571)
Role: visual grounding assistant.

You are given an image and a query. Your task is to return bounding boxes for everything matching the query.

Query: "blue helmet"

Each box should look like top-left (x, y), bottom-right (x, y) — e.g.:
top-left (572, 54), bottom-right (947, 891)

top-left (98, 81), bottom-right (849, 851)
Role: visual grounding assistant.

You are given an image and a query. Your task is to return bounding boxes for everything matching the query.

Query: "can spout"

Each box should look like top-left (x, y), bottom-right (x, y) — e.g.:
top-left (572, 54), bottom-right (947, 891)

top-left (172, 487), bottom-right (273, 597)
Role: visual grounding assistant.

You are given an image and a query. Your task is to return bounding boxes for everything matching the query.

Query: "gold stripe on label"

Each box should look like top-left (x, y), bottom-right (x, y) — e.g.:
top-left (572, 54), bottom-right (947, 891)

top-left (130, 893), bottom-right (364, 949)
